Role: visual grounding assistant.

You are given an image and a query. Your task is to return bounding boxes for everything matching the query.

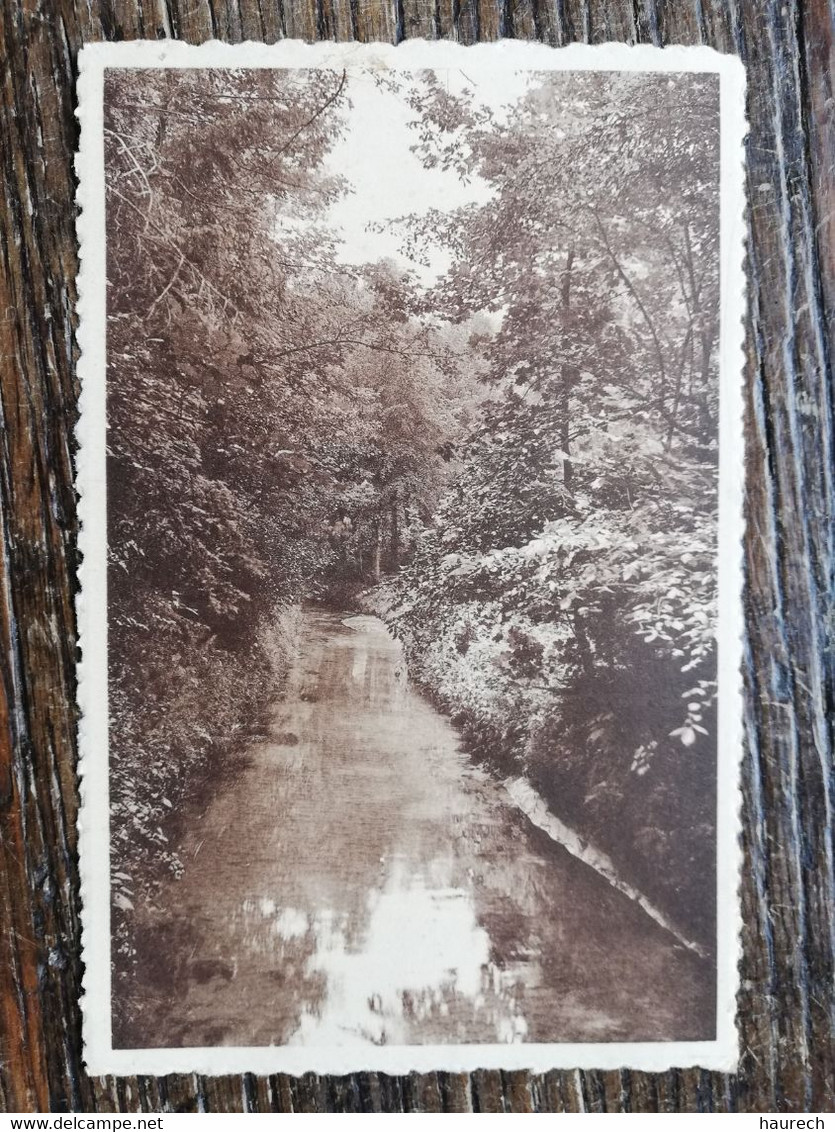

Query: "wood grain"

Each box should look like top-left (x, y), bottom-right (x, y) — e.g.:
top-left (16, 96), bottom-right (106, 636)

top-left (0, 0), bottom-right (833, 1113)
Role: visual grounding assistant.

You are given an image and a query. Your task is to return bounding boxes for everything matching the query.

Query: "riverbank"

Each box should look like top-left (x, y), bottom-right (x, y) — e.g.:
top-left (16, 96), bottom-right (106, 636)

top-left (110, 603), bottom-right (304, 1038)
top-left (361, 579), bottom-right (715, 956)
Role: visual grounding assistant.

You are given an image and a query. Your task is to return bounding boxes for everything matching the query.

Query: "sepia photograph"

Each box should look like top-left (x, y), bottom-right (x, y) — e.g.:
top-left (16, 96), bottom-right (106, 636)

top-left (75, 41), bottom-right (745, 1074)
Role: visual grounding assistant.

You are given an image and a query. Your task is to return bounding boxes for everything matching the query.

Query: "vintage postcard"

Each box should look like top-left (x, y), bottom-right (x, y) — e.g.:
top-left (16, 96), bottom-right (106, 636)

top-left (75, 40), bottom-right (746, 1075)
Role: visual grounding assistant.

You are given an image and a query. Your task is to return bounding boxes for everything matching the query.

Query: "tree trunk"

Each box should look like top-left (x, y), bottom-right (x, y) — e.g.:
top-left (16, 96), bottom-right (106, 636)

top-left (373, 520), bottom-right (382, 581)
top-left (389, 489), bottom-right (399, 570)
top-left (683, 221), bottom-right (718, 443)
top-left (561, 247), bottom-right (575, 492)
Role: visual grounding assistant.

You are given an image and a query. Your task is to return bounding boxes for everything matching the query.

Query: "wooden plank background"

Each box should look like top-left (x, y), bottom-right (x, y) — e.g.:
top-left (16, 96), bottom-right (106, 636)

top-left (1, 0), bottom-right (833, 1114)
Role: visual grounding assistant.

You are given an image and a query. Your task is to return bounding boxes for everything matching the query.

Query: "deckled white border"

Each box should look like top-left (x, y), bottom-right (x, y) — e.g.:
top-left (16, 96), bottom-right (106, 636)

top-left (75, 38), bottom-right (747, 1077)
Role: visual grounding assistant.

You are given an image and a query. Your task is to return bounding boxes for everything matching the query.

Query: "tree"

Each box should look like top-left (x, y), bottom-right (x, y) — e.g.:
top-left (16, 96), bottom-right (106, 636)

top-left (380, 70), bottom-right (721, 943)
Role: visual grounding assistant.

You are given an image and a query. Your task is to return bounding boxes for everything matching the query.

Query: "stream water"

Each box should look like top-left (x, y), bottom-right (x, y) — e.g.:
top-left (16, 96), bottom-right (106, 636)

top-left (124, 608), bottom-right (713, 1048)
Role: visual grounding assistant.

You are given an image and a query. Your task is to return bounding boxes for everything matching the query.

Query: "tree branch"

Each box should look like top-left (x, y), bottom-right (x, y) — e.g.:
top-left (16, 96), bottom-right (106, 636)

top-left (589, 207), bottom-right (671, 401)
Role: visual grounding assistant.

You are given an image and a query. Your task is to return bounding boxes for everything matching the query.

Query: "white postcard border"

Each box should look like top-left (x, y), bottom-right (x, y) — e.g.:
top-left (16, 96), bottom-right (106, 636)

top-left (75, 37), bottom-right (747, 1077)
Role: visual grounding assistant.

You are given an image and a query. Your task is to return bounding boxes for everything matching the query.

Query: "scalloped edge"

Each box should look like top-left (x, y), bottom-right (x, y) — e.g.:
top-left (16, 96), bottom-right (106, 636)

top-left (75, 38), bottom-right (747, 1077)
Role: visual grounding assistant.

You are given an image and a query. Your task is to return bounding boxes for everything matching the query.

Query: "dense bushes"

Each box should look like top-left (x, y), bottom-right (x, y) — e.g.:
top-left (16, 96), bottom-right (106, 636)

top-left (109, 600), bottom-right (302, 1023)
top-left (104, 68), bottom-right (482, 1030)
top-left (373, 430), bottom-right (718, 950)
top-left (104, 65), bottom-right (722, 1008)
top-left (371, 407), bottom-right (715, 946)
top-left (364, 69), bottom-right (722, 951)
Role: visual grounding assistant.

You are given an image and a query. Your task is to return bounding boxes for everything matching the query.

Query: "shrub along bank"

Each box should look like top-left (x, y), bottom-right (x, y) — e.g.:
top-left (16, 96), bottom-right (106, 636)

top-left (367, 438), bottom-right (718, 954)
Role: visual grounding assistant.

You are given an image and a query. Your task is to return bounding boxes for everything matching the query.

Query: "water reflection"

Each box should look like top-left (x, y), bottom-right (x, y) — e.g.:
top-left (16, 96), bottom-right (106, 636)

top-left (302, 859), bottom-right (527, 1045)
top-left (123, 609), bottom-right (713, 1049)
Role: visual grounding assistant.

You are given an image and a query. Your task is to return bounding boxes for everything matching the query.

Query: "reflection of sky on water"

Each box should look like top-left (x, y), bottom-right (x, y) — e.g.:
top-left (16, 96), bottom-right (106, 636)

top-left (296, 864), bottom-right (490, 1045)
top-left (245, 856), bottom-right (529, 1046)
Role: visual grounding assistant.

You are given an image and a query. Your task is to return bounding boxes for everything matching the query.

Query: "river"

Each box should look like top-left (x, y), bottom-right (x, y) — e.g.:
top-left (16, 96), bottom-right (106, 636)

top-left (124, 608), bottom-right (713, 1048)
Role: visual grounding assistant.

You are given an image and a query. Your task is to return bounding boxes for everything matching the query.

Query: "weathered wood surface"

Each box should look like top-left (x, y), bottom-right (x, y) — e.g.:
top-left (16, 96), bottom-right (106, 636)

top-left (0, 0), bottom-right (833, 1114)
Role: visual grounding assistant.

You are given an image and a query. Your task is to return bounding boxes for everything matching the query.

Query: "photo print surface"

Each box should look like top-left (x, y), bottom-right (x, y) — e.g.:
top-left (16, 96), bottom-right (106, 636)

top-left (76, 41), bottom-right (746, 1075)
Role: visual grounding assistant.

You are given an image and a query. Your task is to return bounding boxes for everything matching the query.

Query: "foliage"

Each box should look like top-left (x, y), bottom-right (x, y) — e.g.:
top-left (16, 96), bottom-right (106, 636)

top-left (104, 69), bottom-right (484, 1031)
top-left (106, 67), bottom-right (722, 981)
top-left (375, 70), bottom-right (721, 945)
